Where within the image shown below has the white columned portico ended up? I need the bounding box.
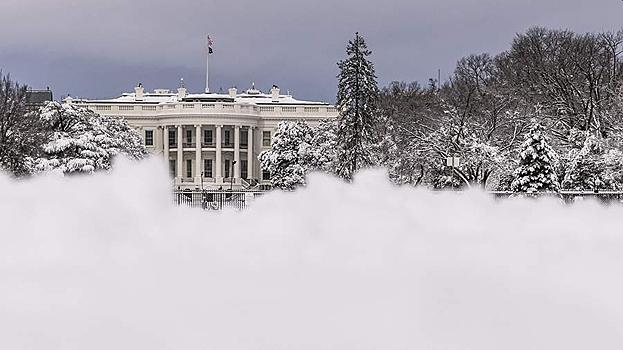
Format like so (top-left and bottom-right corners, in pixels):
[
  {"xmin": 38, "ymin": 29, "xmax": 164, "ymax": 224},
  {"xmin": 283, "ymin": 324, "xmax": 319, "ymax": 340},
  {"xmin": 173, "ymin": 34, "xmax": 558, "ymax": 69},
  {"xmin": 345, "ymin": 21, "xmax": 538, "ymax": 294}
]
[
  {"xmin": 163, "ymin": 125, "xmax": 169, "ymax": 166},
  {"xmin": 247, "ymin": 126, "xmax": 253, "ymax": 180},
  {"xmin": 215, "ymin": 124, "xmax": 223, "ymax": 184},
  {"xmin": 234, "ymin": 125, "xmax": 241, "ymax": 183},
  {"xmin": 195, "ymin": 124, "xmax": 202, "ymax": 183},
  {"xmin": 176, "ymin": 125, "xmax": 183, "ymax": 183}
]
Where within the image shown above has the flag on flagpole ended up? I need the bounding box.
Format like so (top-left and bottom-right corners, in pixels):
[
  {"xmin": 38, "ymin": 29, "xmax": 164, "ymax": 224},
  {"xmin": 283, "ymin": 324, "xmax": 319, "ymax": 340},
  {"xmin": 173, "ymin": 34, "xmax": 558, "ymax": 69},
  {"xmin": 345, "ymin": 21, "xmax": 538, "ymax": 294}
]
[{"xmin": 208, "ymin": 35, "xmax": 214, "ymax": 54}]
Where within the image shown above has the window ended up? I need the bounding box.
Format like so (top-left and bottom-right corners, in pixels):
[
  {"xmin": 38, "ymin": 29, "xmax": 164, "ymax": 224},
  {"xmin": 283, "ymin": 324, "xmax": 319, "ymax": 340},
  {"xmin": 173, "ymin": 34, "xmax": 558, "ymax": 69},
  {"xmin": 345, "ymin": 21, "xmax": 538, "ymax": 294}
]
[
  {"xmin": 262, "ymin": 169, "xmax": 271, "ymax": 180},
  {"xmin": 203, "ymin": 159, "xmax": 213, "ymax": 178},
  {"xmin": 144, "ymin": 130, "xmax": 154, "ymax": 146},
  {"xmin": 185, "ymin": 129, "xmax": 193, "ymax": 145},
  {"xmin": 240, "ymin": 129, "xmax": 248, "ymax": 148},
  {"xmin": 224, "ymin": 159, "xmax": 231, "ymax": 178},
  {"xmin": 168, "ymin": 129, "xmax": 176, "ymax": 147},
  {"xmin": 186, "ymin": 159, "xmax": 192, "ymax": 178},
  {"xmin": 241, "ymin": 160, "xmax": 248, "ymax": 179},
  {"xmin": 262, "ymin": 131, "xmax": 271, "ymax": 147},
  {"xmin": 169, "ymin": 160, "xmax": 176, "ymax": 178},
  {"xmin": 203, "ymin": 129, "xmax": 213, "ymax": 145},
  {"xmin": 224, "ymin": 130, "xmax": 231, "ymax": 146}
]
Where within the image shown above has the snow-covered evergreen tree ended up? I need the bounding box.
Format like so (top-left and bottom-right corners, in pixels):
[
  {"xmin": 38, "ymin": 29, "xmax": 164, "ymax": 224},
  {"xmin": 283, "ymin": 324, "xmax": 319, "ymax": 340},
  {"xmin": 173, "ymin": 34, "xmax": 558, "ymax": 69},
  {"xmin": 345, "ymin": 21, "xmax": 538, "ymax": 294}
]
[
  {"xmin": 303, "ymin": 119, "xmax": 338, "ymax": 173},
  {"xmin": 34, "ymin": 102, "xmax": 147, "ymax": 174},
  {"xmin": 511, "ymin": 118, "xmax": 560, "ymax": 193},
  {"xmin": 335, "ymin": 32, "xmax": 380, "ymax": 181},
  {"xmin": 259, "ymin": 120, "xmax": 337, "ymax": 190},
  {"xmin": 259, "ymin": 121, "xmax": 311, "ymax": 190}
]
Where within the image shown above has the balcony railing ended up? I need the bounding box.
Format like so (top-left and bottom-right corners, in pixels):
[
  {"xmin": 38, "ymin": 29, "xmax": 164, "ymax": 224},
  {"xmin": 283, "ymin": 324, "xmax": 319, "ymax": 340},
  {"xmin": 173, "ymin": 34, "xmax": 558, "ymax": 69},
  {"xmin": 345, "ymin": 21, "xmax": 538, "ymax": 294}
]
[
  {"xmin": 202, "ymin": 142, "xmax": 216, "ymax": 148},
  {"xmin": 80, "ymin": 101, "xmax": 339, "ymax": 118}
]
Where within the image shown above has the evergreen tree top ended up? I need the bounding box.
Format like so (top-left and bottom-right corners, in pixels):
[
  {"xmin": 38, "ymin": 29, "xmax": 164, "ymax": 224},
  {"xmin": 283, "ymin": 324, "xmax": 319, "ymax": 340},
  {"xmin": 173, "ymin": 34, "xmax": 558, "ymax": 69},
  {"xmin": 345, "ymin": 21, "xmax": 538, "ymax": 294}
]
[{"xmin": 344, "ymin": 32, "xmax": 372, "ymax": 57}]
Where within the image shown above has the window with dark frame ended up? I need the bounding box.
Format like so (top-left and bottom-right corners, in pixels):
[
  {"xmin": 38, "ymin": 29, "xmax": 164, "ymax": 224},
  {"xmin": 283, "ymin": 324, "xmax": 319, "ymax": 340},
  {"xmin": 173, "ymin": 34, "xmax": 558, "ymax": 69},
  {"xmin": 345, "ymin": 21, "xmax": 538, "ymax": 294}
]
[
  {"xmin": 224, "ymin": 159, "xmax": 231, "ymax": 178},
  {"xmin": 204, "ymin": 159, "xmax": 213, "ymax": 178},
  {"xmin": 186, "ymin": 159, "xmax": 192, "ymax": 178},
  {"xmin": 186, "ymin": 129, "xmax": 193, "ymax": 145},
  {"xmin": 168, "ymin": 129, "xmax": 176, "ymax": 146},
  {"xmin": 240, "ymin": 129, "xmax": 248, "ymax": 147},
  {"xmin": 224, "ymin": 130, "xmax": 231, "ymax": 146},
  {"xmin": 144, "ymin": 130, "xmax": 154, "ymax": 146},
  {"xmin": 241, "ymin": 160, "xmax": 248, "ymax": 179},
  {"xmin": 203, "ymin": 129, "xmax": 213, "ymax": 145},
  {"xmin": 262, "ymin": 131, "xmax": 271, "ymax": 147}
]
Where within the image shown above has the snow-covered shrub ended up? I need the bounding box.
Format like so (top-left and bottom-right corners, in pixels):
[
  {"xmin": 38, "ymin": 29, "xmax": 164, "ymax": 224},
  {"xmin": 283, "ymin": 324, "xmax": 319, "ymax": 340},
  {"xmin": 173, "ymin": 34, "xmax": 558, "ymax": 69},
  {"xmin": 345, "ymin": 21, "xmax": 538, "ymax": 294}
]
[
  {"xmin": 561, "ymin": 135, "xmax": 610, "ymax": 191},
  {"xmin": 34, "ymin": 102, "xmax": 147, "ymax": 175},
  {"xmin": 259, "ymin": 120, "xmax": 337, "ymax": 191}
]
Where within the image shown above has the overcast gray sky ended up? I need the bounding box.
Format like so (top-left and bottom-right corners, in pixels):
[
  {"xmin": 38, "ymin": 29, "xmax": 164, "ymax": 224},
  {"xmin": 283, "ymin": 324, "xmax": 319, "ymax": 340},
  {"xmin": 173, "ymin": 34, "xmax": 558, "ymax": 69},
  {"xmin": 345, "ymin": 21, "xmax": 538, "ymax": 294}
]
[{"xmin": 1, "ymin": 0, "xmax": 622, "ymax": 102}]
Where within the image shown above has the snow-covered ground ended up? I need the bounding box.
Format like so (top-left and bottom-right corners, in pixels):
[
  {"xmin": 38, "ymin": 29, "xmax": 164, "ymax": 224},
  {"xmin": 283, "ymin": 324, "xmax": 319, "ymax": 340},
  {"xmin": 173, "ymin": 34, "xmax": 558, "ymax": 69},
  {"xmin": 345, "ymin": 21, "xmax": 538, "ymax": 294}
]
[{"xmin": 1, "ymin": 158, "xmax": 623, "ymax": 349}]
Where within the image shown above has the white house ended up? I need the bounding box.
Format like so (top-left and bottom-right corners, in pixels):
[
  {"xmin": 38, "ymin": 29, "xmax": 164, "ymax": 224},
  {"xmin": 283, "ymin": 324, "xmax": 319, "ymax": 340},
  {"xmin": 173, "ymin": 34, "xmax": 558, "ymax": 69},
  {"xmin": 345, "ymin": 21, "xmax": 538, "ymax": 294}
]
[{"xmin": 66, "ymin": 83, "xmax": 338, "ymax": 189}]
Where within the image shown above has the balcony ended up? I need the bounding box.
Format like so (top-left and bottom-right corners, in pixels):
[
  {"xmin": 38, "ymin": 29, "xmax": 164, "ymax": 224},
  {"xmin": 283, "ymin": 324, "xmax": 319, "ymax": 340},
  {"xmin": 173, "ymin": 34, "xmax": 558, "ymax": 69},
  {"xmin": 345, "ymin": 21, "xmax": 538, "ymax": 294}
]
[
  {"xmin": 81, "ymin": 101, "xmax": 339, "ymax": 119},
  {"xmin": 202, "ymin": 142, "xmax": 216, "ymax": 148},
  {"xmin": 168, "ymin": 143, "xmax": 178, "ymax": 149}
]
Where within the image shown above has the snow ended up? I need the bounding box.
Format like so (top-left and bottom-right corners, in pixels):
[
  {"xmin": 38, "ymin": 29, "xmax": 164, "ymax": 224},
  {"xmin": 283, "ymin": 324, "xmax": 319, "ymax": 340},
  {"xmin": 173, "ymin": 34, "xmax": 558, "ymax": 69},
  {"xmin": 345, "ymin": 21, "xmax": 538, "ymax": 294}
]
[
  {"xmin": 74, "ymin": 89, "xmax": 329, "ymax": 106},
  {"xmin": 259, "ymin": 120, "xmax": 336, "ymax": 190},
  {"xmin": 2, "ymin": 158, "xmax": 623, "ymax": 349},
  {"xmin": 34, "ymin": 102, "xmax": 147, "ymax": 174}
]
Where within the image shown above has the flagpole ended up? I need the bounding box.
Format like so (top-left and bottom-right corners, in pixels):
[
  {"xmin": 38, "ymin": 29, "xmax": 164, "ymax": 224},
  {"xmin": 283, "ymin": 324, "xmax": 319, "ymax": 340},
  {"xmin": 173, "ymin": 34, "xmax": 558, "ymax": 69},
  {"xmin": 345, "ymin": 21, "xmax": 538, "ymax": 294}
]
[{"xmin": 205, "ymin": 35, "xmax": 210, "ymax": 93}]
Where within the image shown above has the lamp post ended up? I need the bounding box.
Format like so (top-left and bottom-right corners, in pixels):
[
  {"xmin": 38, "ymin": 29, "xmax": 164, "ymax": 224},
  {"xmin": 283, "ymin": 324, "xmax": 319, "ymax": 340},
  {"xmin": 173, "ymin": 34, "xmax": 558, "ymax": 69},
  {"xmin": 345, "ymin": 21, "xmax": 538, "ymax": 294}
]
[
  {"xmin": 230, "ymin": 160, "xmax": 237, "ymax": 191},
  {"xmin": 446, "ymin": 155, "xmax": 460, "ymax": 190}
]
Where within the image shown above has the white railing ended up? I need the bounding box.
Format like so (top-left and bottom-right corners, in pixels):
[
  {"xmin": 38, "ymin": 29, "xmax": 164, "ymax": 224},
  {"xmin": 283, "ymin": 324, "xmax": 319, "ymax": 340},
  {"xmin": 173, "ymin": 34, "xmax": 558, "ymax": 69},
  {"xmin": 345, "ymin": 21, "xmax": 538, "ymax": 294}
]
[{"xmin": 79, "ymin": 101, "xmax": 338, "ymax": 118}]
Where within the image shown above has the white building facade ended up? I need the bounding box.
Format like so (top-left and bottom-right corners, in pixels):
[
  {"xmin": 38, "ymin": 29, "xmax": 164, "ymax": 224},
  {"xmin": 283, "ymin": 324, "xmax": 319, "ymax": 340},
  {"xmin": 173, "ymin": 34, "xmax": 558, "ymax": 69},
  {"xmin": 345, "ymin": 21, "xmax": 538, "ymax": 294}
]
[{"xmin": 67, "ymin": 84, "xmax": 338, "ymax": 189}]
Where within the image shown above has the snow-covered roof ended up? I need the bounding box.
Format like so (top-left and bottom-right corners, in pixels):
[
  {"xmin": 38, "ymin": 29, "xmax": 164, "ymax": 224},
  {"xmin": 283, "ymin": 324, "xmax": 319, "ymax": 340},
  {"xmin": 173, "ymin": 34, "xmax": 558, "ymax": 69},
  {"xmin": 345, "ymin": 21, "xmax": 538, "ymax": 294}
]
[
  {"xmin": 234, "ymin": 94, "xmax": 327, "ymax": 106},
  {"xmin": 82, "ymin": 93, "xmax": 179, "ymax": 104},
  {"xmin": 72, "ymin": 84, "xmax": 331, "ymax": 106}
]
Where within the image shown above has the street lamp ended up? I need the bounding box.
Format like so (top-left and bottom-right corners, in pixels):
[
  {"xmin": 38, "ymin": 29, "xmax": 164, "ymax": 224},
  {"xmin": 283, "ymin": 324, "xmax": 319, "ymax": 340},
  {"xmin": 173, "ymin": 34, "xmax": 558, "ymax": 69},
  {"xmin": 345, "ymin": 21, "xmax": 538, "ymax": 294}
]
[
  {"xmin": 446, "ymin": 155, "xmax": 460, "ymax": 189},
  {"xmin": 230, "ymin": 160, "xmax": 237, "ymax": 191}
]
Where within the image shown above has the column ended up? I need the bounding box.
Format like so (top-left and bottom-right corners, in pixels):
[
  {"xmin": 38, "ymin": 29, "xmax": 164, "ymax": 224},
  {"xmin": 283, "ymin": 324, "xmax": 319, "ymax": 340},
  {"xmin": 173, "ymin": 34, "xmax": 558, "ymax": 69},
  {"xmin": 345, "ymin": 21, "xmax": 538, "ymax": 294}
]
[
  {"xmin": 234, "ymin": 125, "xmax": 241, "ymax": 183},
  {"xmin": 195, "ymin": 125, "xmax": 202, "ymax": 183},
  {"xmin": 215, "ymin": 124, "xmax": 223, "ymax": 184},
  {"xmin": 247, "ymin": 126, "xmax": 254, "ymax": 180},
  {"xmin": 176, "ymin": 125, "xmax": 183, "ymax": 182},
  {"xmin": 163, "ymin": 126, "xmax": 169, "ymax": 167}
]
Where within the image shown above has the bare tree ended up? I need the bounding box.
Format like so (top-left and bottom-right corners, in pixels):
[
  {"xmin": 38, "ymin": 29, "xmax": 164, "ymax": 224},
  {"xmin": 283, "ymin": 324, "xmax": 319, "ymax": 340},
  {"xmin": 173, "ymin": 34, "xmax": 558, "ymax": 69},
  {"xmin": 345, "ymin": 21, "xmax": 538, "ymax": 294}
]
[{"xmin": 0, "ymin": 72, "xmax": 48, "ymax": 176}]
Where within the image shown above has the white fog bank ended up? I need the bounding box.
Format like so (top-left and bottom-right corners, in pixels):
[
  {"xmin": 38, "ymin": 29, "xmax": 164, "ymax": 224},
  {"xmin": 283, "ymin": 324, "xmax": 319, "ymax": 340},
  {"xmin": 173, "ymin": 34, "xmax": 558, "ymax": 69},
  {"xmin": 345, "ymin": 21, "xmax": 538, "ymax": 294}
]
[{"xmin": 1, "ymin": 158, "xmax": 623, "ymax": 349}]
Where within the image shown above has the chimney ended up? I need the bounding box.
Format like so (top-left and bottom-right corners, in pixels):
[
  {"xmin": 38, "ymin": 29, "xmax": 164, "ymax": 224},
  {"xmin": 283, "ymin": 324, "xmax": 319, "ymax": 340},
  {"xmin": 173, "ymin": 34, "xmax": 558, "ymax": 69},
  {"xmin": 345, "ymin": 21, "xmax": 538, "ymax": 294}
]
[
  {"xmin": 271, "ymin": 85, "xmax": 280, "ymax": 100},
  {"xmin": 228, "ymin": 87, "xmax": 237, "ymax": 98},
  {"xmin": 177, "ymin": 78, "xmax": 187, "ymax": 99},
  {"xmin": 134, "ymin": 83, "xmax": 144, "ymax": 101}
]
